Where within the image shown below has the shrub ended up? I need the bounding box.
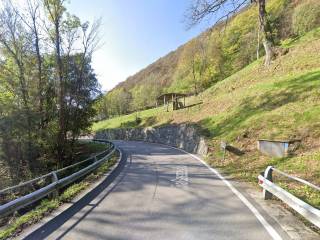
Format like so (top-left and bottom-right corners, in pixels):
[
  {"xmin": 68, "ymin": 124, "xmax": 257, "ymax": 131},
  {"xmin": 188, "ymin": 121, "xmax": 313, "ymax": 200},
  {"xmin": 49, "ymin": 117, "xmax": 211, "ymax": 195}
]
[{"xmin": 292, "ymin": 0, "xmax": 320, "ymax": 35}]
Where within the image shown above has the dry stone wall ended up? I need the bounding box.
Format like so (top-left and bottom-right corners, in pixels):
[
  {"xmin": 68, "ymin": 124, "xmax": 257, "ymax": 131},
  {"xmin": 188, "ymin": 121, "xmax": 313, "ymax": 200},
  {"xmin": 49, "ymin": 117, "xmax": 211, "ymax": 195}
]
[{"xmin": 95, "ymin": 124, "xmax": 208, "ymax": 156}]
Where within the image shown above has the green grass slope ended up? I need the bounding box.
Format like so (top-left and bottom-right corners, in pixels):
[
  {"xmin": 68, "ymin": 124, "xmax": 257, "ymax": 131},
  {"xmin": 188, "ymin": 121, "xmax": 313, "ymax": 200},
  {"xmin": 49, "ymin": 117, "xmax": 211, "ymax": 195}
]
[
  {"xmin": 93, "ymin": 29, "xmax": 320, "ymax": 222},
  {"xmin": 97, "ymin": 0, "xmax": 303, "ymax": 117}
]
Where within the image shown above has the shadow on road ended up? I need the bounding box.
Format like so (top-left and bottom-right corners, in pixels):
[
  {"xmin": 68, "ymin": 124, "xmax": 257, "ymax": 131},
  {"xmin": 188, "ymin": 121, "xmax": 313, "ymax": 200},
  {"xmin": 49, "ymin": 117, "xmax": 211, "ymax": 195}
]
[
  {"xmin": 22, "ymin": 141, "xmax": 287, "ymax": 240},
  {"xmin": 23, "ymin": 150, "xmax": 129, "ymax": 240}
]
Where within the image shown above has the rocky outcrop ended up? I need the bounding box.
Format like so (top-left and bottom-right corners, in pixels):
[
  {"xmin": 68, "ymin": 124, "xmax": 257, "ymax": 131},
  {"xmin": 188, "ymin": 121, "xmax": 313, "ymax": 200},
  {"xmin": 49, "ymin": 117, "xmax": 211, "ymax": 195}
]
[{"xmin": 95, "ymin": 124, "xmax": 208, "ymax": 156}]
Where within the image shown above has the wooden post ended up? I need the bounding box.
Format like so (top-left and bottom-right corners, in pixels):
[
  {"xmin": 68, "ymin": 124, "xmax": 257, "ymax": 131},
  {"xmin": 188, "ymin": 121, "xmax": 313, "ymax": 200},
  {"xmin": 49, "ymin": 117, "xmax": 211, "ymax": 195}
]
[
  {"xmin": 172, "ymin": 94, "xmax": 174, "ymax": 111},
  {"xmin": 221, "ymin": 141, "xmax": 227, "ymax": 162},
  {"xmin": 184, "ymin": 96, "xmax": 185, "ymax": 108}
]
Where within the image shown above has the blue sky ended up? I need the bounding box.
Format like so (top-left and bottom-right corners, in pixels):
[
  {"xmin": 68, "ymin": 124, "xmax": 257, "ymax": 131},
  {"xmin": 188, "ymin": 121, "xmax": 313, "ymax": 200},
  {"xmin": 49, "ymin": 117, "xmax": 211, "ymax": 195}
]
[{"xmin": 68, "ymin": 0, "xmax": 212, "ymax": 91}]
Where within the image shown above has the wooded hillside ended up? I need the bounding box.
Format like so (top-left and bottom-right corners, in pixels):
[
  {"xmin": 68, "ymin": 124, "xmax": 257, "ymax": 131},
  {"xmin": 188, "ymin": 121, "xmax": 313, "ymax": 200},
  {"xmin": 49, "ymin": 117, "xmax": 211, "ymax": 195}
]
[
  {"xmin": 95, "ymin": 0, "xmax": 320, "ymax": 119},
  {"xmin": 0, "ymin": 0, "xmax": 101, "ymax": 188}
]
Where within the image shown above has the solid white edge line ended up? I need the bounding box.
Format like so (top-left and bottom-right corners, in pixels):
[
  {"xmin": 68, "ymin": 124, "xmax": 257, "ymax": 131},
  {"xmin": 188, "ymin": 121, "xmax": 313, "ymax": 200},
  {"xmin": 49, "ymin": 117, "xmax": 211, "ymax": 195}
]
[{"xmin": 168, "ymin": 145, "xmax": 283, "ymax": 240}]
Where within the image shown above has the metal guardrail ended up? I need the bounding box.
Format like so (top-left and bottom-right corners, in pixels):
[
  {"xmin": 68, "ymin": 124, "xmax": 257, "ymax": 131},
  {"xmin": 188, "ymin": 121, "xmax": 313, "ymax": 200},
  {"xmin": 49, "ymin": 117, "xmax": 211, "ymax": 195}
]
[
  {"xmin": 258, "ymin": 166, "xmax": 320, "ymax": 228},
  {"xmin": 0, "ymin": 140, "xmax": 116, "ymax": 217}
]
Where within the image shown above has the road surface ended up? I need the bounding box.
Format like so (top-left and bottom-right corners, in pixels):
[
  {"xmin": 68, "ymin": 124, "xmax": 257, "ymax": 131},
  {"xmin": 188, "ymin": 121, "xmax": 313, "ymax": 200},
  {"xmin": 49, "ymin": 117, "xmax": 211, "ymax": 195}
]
[{"xmin": 24, "ymin": 141, "xmax": 290, "ymax": 240}]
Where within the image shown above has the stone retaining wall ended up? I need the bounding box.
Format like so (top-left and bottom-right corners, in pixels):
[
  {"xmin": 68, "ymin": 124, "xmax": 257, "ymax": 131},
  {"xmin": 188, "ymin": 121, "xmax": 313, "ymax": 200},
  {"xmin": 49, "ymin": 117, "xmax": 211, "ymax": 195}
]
[{"xmin": 95, "ymin": 124, "xmax": 208, "ymax": 156}]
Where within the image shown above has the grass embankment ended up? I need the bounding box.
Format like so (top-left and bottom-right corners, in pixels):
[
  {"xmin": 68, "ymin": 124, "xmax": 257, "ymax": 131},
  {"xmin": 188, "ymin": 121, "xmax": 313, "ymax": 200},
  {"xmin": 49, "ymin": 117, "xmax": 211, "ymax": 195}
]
[
  {"xmin": 92, "ymin": 95, "xmax": 201, "ymax": 131},
  {"xmin": 93, "ymin": 28, "xmax": 320, "ymax": 225},
  {"xmin": 0, "ymin": 142, "xmax": 119, "ymax": 240},
  {"xmin": 74, "ymin": 141, "xmax": 108, "ymax": 160}
]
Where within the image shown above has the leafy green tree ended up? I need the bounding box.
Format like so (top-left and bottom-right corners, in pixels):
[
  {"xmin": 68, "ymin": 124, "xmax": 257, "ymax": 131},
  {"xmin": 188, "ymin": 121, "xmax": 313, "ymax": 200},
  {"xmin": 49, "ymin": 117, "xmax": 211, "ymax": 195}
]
[
  {"xmin": 64, "ymin": 54, "xmax": 100, "ymax": 163},
  {"xmin": 187, "ymin": 0, "xmax": 275, "ymax": 66},
  {"xmin": 0, "ymin": 0, "xmax": 101, "ymax": 184}
]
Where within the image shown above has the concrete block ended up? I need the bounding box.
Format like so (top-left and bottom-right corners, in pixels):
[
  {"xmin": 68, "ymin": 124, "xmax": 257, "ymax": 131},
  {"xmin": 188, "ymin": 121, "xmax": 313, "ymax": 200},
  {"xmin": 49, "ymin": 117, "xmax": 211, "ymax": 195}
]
[{"xmin": 257, "ymin": 139, "xmax": 299, "ymax": 157}]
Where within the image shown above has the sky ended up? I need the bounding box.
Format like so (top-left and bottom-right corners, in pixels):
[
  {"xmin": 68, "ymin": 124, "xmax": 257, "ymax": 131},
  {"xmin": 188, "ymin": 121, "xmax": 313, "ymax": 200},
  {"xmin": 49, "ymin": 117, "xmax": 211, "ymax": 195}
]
[{"xmin": 68, "ymin": 0, "xmax": 212, "ymax": 92}]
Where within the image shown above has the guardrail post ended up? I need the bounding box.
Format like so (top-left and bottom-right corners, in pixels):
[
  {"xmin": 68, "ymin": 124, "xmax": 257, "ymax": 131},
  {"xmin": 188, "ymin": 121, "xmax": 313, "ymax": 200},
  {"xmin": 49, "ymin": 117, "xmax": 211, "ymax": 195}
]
[
  {"xmin": 50, "ymin": 171, "xmax": 59, "ymax": 198},
  {"xmin": 263, "ymin": 166, "xmax": 273, "ymax": 200},
  {"xmin": 220, "ymin": 141, "xmax": 227, "ymax": 161}
]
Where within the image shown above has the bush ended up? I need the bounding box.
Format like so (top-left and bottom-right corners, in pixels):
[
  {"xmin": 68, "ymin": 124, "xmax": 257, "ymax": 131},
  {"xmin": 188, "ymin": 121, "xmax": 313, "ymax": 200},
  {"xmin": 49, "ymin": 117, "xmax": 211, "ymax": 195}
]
[{"xmin": 292, "ymin": 0, "xmax": 320, "ymax": 35}]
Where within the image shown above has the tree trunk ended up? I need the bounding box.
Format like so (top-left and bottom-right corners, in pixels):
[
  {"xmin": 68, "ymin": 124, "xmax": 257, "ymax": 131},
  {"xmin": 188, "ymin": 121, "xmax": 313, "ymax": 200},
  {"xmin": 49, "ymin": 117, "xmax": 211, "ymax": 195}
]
[
  {"xmin": 192, "ymin": 59, "xmax": 198, "ymax": 95},
  {"xmin": 55, "ymin": 18, "xmax": 65, "ymax": 167},
  {"xmin": 33, "ymin": 24, "xmax": 44, "ymax": 130},
  {"xmin": 17, "ymin": 62, "xmax": 32, "ymax": 177},
  {"xmin": 263, "ymin": 40, "xmax": 273, "ymax": 66},
  {"xmin": 256, "ymin": 23, "xmax": 260, "ymax": 60},
  {"xmin": 258, "ymin": 0, "xmax": 274, "ymax": 66}
]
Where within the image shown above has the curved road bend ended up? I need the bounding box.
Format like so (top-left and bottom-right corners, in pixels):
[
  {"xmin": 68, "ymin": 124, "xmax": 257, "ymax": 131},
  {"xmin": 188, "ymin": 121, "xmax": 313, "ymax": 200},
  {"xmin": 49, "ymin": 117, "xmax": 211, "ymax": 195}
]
[{"xmin": 24, "ymin": 140, "xmax": 290, "ymax": 240}]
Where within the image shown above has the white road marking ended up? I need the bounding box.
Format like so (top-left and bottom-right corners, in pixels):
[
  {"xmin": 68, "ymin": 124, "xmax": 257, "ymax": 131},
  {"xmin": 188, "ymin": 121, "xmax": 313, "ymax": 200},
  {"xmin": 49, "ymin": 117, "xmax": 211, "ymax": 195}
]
[
  {"xmin": 168, "ymin": 146, "xmax": 283, "ymax": 240},
  {"xmin": 171, "ymin": 166, "xmax": 189, "ymax": 187}
]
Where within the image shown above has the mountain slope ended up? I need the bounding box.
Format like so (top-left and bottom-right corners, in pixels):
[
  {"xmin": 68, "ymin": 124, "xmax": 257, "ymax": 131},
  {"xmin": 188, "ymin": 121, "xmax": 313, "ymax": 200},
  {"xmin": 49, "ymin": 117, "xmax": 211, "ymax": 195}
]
[
  {"xmin": 97, "ymin": 0, "xmax": 299, "ymax": 117},
  {"xmin": 94, "ymin": 28, "xmax": 320, "ymax": 218}
]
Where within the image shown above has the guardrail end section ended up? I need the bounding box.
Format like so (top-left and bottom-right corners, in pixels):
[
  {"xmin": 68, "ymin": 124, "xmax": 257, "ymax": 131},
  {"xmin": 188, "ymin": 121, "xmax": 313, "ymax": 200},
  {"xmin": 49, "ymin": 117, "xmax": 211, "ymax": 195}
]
[
  {"xmin": 263, "ymin": 165, "xmax": 273, "ymax": 200},
  {"xmin": 50, "ymin": 171, "xmax": 59, "ymax": 198}
]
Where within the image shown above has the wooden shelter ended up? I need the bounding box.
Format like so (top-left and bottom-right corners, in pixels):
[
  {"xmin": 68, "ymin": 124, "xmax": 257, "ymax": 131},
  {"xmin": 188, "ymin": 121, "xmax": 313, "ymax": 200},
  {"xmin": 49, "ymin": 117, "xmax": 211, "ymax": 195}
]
[{"xmin": 156, "ymin": 93, "xmax": 187, "ymax": 111}]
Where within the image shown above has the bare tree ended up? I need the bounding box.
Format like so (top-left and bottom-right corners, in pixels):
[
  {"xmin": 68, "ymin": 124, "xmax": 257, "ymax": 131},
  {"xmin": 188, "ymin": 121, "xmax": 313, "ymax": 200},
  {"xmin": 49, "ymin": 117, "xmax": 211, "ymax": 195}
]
[
  {"xmin": 186, "ymin": 0, "xmax": 274, "ymax": 66},
  {"xmin": 27, "ymin": 0, "xmax": 45, "ymax": 128},
  {"xmin": 15, "ymin": 0, "xmax": 46, "ymax": 129},
  {"xmin": 77, "ymin": 18, "xmax": 101, "ymax": 91}
]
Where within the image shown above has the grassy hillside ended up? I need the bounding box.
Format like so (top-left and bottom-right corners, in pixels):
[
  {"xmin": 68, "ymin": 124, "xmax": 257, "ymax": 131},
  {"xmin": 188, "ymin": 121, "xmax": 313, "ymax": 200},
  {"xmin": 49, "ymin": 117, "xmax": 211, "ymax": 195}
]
[
  {"xmin": 96, "ymin": 0, "xmax": 311, "ymax": 118},
  {"xmin": 93, "ymin": 28, "xmax": 320, "ymax": 220}
]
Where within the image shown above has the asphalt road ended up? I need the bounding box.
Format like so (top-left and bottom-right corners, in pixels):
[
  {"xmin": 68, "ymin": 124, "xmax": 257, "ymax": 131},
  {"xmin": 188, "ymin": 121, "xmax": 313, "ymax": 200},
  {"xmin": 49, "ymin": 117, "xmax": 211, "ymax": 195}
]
[{"xmin": 24, "ymin": 140, "xmax": 290, "ymax": 240}]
